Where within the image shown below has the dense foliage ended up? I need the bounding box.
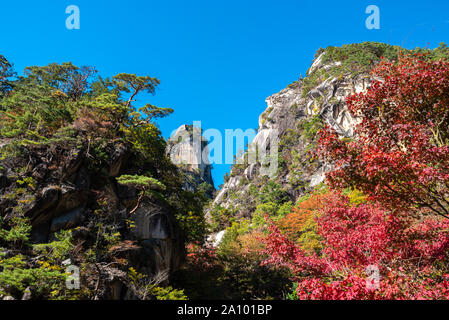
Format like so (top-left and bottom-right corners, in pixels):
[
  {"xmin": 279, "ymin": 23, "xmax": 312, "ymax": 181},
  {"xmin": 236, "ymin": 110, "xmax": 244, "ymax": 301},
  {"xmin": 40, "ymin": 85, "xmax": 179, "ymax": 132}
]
[
  {"xmin": 260, "ymin": 49, "xmax": 449, "ymax": 300},
  {"xmin": 182, "ymin": 44, "xmax": 449, "ymax": 301},
  {"xmin": 317, "ymin": 52, "xmax": 449, "ymax": 218},
  {"xmin": 263, "ymin": 192, "xmax": 449, "ymax": 299},
  {"xmin": 0, "ymin": 56, "xmax": 208, "ymax": 299},
  {"xmin": 3, "ymin": 42, "xmax": 449, "ymax": 300}
]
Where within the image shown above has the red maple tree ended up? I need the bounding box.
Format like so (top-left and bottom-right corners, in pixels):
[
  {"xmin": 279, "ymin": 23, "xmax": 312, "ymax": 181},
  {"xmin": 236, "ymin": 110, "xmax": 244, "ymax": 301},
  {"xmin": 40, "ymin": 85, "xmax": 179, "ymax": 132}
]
[
  {"xmin": 263, "ymin": 192, "xmax": 449, "ymax": 300},
  {"xmin": 262, "ymin": 53, "xmax": 449, "ymax": 299},
  {"xmin": 317, "ymin": 52, "xmax": 449, "ymax": 218}
]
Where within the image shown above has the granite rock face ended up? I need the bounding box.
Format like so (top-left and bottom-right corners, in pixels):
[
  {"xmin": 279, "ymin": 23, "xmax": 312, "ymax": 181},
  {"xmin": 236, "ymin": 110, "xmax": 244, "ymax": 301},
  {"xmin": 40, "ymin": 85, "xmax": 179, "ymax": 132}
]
[
  {"xmin": 167, "ymin": 124, "xmax": 215, "ymax": 197},
  {"xmin": 0, "ymin": 140, "xmax": 184, "ymax": 299},
  {"xmin": 0, "ymin": 120, "xmax": 218, "ymax": 298},
  {"xmin": 208, "ymin": 52, "xmax": 369, "ymax": 221}
]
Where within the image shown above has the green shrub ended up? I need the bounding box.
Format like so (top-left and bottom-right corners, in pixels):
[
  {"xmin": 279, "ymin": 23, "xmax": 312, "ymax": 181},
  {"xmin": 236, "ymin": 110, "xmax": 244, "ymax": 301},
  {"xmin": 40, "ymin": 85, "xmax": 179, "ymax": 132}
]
[
  {"xmin": 0, "ymin": 217, "xmax": 32, "ymax": 246},
  {"xmin": 0, "ymin": 254, "xmax": 70, "ymax": 299}
]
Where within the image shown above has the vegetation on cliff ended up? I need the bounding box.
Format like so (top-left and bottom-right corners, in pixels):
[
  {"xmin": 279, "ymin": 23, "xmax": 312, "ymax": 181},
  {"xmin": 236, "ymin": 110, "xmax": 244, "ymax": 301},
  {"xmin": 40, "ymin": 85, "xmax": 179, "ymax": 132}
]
[
  {"xmin": 196, "ymin": 43, "xmax": 449, "ymax": 300},
  {"xmin": 2, "ymin": 42, "xmax": 449, "ymax": 300},
  {"xmin": 0, "ymin": 57, "xmax": 208, "ymax": 299}
]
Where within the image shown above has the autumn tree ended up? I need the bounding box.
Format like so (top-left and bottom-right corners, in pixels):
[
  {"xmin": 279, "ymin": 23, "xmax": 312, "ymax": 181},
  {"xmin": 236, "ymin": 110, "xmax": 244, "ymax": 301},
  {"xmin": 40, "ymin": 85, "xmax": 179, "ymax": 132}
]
[
  {"xmin": 263, "ymin": 192, "xmax": 449, "ymax": 300},
  {"xmin": 317, "ymin": 52, "xmax": 449, "ymax": 218},
  {"xmin": 277, "ymin": 193, "xmax": 327, "ymax": 254}
]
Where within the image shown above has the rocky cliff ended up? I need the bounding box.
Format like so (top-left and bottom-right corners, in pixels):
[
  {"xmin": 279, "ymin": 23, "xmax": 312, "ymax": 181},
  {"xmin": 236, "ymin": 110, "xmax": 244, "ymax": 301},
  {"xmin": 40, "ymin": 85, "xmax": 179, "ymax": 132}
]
[
  {"xmin": 167, "ymin": 124, "xmax": 215, "ymax": 197},
  {"xmin": 207, "ymin": 44, "xmax": 381, "ymax": 230},
  {"xmin": 1, "ymin": 42, "xmax": 432, "ymax": 300},
  {"xmin": 0, "ymin": 136, "xmax": 186, "ymax": 299},
  {"xmin": 0, "ymin": 62, "xmax": 211, "ymax": 299}
]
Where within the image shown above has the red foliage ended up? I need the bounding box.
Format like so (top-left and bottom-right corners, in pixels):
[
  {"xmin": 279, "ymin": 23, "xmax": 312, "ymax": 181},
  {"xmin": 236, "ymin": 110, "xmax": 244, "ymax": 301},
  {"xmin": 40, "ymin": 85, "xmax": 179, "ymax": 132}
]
[
  {"xmin": 263, "ymin": 192, "xmax": 449, "ymax": 300},
  {"xmin": 185, "ymin": 243, "xmax": 220, "ymax": 270},
  {"xmin": 317, "ymin": 52, "xmax": 449, "ymax": 218}
]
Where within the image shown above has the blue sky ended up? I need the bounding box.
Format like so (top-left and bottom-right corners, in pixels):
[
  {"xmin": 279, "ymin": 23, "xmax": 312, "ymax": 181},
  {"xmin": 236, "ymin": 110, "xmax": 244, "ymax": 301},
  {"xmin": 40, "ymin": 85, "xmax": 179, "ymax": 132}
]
[{"xmin": 1, "ymin": 0, "xmax": 448, "ymax": 186}]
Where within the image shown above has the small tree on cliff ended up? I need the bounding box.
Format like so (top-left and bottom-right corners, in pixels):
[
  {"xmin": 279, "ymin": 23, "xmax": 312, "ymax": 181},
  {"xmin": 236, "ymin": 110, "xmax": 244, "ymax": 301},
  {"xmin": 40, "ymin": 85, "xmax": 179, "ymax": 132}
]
[
  {"xmin": 116, "ymin": 175, "xmax": 166, "ymax": 215},
  {"xmin": 317, "ymin": 52, "xmax": 449, "ymax": 218},
  {"xmin": 112, "ymin": 73, "xmax": 173, "ymax": 162},
  {"xmin": 112, "ymin": 73, "xmax": 160, "ymax": 109},
  {"xmin": 112, "ymin": 73, "xmax": 173, "ymax": 126}
]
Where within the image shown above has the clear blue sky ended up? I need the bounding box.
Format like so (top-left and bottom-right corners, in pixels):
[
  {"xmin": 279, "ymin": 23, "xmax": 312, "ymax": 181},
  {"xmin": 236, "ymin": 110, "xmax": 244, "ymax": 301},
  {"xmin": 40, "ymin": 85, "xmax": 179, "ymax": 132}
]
[{"xmin": 1, "ymin": 0, "xmax": 448, "ymax": 186}]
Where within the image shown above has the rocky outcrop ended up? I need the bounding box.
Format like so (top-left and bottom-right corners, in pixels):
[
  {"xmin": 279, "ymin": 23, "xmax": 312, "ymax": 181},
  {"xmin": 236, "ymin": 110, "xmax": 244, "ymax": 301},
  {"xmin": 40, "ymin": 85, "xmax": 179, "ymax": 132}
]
[
  {"xmin": 167, "ymin": 124, "xmax": 215, "ymax": 197},
  {"xmin": 209, "ymin": 51, "xmax": 369, "ymax": 219},
  {"xmin": 0, "ymin": 139, "xmax": 184, "ymax": 299}
]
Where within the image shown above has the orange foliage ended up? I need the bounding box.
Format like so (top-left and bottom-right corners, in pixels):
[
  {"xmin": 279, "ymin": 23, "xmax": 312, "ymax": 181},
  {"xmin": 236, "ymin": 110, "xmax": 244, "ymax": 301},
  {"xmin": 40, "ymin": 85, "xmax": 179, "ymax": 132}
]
[
  {"xmin": 234, "ymin": 231, "xmax": 266, "ymax": 260},
  {"xmin": 277, "ymin": 193, "xmax": 328, "ymax": 241},
  {"xmin": 73, "ymin": 107, "xmax": 114, "ymax": 135}
]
